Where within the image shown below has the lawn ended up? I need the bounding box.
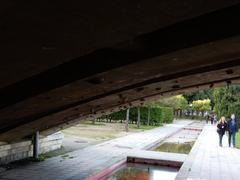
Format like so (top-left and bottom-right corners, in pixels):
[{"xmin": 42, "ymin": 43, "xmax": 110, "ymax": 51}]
[
  {"xmin": 63, "ymin": 121, "xmax": 159, "ymax": 141},
  {"xmin": 236, "ymin": 131, "xmax": 240, "ymax": 149}
]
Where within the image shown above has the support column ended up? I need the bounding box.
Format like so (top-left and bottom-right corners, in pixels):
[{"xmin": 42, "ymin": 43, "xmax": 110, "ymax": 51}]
[{"xmin": 33, "ymin": 131, "xmax": 39, "ymax": 159}]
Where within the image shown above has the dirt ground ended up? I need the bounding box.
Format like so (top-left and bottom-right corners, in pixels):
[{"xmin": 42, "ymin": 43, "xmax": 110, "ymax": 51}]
[{"xmin": 61, "ymin": 121, "xmax": 157, "ymax": 152}]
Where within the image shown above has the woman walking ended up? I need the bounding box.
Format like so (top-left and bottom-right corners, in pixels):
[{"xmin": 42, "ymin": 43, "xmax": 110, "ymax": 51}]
[{"xmin": 217, "ymin": 116, "xmax": 227, "ymax": 147}]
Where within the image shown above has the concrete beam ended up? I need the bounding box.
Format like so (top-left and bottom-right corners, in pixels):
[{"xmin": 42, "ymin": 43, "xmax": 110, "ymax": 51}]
[
  {"xmin": 1, "ymin": 3, "xmax": 240, "ymax": 109},
  {"xmin": 1, "ymin": 3, "xmax": 240, "ymax": 141},
  {"xmin": 0, "ymin": 0, "xmax": 239, "ymax": 89}
]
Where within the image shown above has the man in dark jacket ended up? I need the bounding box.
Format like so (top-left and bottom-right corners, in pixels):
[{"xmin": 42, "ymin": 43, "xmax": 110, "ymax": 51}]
[{"xmin": 227, "ymin": 114, "xmax": 238, "ymax": 148}]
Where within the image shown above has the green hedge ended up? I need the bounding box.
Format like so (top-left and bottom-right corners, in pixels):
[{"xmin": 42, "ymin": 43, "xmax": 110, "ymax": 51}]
[
  {"xmin": 99, "ymin": 106, "xmax": 174, "ymax": 125},
  {"xmin": 160, "ymin": 107, "xmax": 174, "ymax": 123}
]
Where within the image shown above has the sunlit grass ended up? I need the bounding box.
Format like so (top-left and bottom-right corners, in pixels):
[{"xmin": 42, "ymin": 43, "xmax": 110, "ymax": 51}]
[{"xmin": 236, "ymin": 131, "xmax": 240, "ymax": 149}]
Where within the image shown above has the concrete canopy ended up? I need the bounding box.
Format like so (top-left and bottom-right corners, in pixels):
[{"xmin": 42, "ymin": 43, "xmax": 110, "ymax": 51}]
[{"xmin": 1, "ymin": 1, "xmax": 240, "ymax": 141}]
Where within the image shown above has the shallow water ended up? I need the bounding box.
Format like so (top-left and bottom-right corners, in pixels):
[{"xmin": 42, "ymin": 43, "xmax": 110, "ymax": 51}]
[
  {"xmin": 154, "ymin": 142, "xmax": 194, "ymax": 154},
  {"xmin": 106, "ymin": 163, "xmax": 178, "ymax": 180}
]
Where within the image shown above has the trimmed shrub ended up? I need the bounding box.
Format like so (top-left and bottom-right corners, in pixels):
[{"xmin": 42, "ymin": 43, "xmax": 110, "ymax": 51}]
[
  {"xmin": 99, "ymin": 106, "xmax": 174, "ymax": 126},
  {"xmin": 160, "ymin": 107, "xmax": 174, "ymax": 123}
]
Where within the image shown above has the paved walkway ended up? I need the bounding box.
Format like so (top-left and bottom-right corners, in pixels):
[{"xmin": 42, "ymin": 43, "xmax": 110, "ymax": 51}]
[
  {"xmin": 127, "ymin": 150, "xmax": 187, "ymax": 167},
  {"xmin": 176, "ymin": 124, "xmax": 240, "ymax": 180},
  {"xmin": 0, "ymin": 120, "xmax": 192, "ymax": 180}
]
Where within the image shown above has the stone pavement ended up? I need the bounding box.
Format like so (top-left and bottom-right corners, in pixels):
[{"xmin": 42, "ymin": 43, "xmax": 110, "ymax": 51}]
[
  {"xmin": 0, "ymin": 120, "xmax": 192, "ymax": 180},
  {"xmin": 162, "ymin": 121, "xmax": 204, "ymax": 144},
  {"xmin": 127, "ymin": 150, "xmax": 187, "ymax": 167},
  {"xmin": 176, "ymin": 124, "xmax": 240, "ymax": 180}
]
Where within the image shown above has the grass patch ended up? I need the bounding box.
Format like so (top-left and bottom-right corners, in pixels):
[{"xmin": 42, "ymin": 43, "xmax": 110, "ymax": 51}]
[
  {"xmin": 236, "ymin": 131, "xmax": 240, "ymax": 149},
  {"xmin": 28, "ymin": 147, "xmax": 69, "ymax": 162},
  {"xmin": 29, "ymin": 154, "xmax": 46, "ymax": 162},
  {"xmin": 43, "ymin": 146, "xmax": 69, "ymax": 159}
]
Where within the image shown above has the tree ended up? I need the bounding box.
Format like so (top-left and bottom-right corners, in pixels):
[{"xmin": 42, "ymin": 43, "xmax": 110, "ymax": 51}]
[
  {"xmin": 145, "ymin": 95, "xmax": 188, "ymax": 119},
  {"xmin": 149, "ymin": 95, "xmax": 188, "ymax": 110},
  {"xmin": 192, "ymin": 99, "xmax": 211, "ymax": 113},
  {"xmin": 213, "ymin": 85, "xmax": 240, "ymax": 123},
  {"xmin": 125, "ymin": 108, "xmax": 129, "ymax": 132},
  {"xmin": 183, "ymin": 89, "xmax": 212, "ymax": 102},
  {"xmin": 147, "ymin": 107, "xmax": 150, "ymax": 126},
  {"xmin": 137, "ymin": 107, "xmax": 141, "ymax": 128},
  {"xmin": 184, "ymin": 89, "xmax": 214, "ymax": 109}
]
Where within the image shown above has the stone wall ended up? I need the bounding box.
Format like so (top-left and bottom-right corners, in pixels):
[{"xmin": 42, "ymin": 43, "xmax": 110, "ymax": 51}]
[{"xmin": 0, "ymin": 132, "xmax": 63, "ymax": 164}]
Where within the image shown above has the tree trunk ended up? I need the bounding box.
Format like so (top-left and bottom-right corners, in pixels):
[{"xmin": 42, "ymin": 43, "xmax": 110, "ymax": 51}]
[
  {"xmin": 125, "ymin": 108, "xmax": 129, "ymax": 132},
  {"xmin": 197, "ymin": 110, "xmax": 199, "ymax": 118},
  {"xmin": 137, "ymin": 107, "xmax": 141, "ymax": 128},
  {"xmin": 147, "ymin": 107, "xmax": 150, "ymax": 126}
]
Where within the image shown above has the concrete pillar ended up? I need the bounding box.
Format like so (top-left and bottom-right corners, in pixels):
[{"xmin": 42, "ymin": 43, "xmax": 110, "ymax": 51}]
[{"xmin": 33, "ymin": 131, "xmax": 39, "ymax": 159}]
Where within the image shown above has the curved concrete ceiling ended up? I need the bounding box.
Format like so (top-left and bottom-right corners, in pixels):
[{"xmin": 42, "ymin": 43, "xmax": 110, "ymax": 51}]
[{"xmin": 1, "ymin": 1, "xmax": 240, "ymax": 141}]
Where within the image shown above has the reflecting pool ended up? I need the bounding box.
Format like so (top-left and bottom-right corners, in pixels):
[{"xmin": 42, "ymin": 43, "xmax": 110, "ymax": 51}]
[
  {"xmin": 154, "ymin": 142, "xmax": 195, "ymax": 154},
  {"xmin": 106, "ymin": 163, "xmax": 178, "ymax": 180}
]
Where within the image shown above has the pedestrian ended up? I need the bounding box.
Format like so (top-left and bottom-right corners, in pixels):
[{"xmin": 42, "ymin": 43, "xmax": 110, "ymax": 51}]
[
  {"xmin": 210, "ymin": 115, "xmax": 214, "ymax": 125},
  {"xmin": 206, "ymin": 114, "xmax": 209, "ymax": 124},
  {"xmin": 227, "ymin": 114, "xmax": 238, "ymax": 148},
  {"xmin": 214, "ymin": 114, "xmax": 218, "ymax": 124},
  {"xmin": 217, "ymin": 116, "xmax": 227, "ymax": 147}
]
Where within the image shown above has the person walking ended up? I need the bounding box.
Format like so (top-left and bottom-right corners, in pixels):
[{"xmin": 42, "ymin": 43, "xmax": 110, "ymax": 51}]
[
  {"xmin": 217, "ymin": 116, "xmax": 227, "ymax": 147},
  {"xmin": 227, "ymin": 114, "xmax": 238, "ymax": 148},
  {"xmin": 206, "ymin": 114, "xmax": 209, "ymax": 124},
  {"xmin": 210, "ymin": 115, "xmax": 214, "ymax": 125},
  {"xmin": 214, "ymin": 114, "xmax": 218, "ymax": 124}
]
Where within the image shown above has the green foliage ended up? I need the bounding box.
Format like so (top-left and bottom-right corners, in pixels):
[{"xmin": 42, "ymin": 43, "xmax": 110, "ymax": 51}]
[
  {"xmin": 213, "ymin": 86, "xmax": 240, "ymax": 122},
  {"xmin": 29, "ymin": 154, "xmax": 46, "ymax": 162},
  {"xmin": 183, "ymin": 89, "xmax": 213, "ymax": 103},
  {"xmin": 236, "ymin": 131, "xmax": 240, "ymax": 149},
  {"xmin": 100, "ymin": 106, "xmax": 174, "ymax": 125},
  {"xmin": 192, "ymin": 99, "xmax": 211, "ymax": 111},
  {"xmin": 159, "ymin": 107, "xmax": 174, "ymax": 123},
  {"xmin": 148, "ymin": 95, "xmax": 188, "ymax": 110},
  {"xmin": 148, "ymin": 107, "xmax": 162, "ymax": 125}
]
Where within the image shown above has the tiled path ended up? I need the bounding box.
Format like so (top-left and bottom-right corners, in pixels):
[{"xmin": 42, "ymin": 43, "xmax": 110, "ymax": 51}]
[
  {"xmin": 176, "ymin": 124, "xmax": 240, "ymax": 180},
  {"xmin": 0, "ymin": 120, "xmax": 191, "ymax": 180},
  {"xmin": 127, "ymin": 150, "xmax": 187, "ymax": 166}
]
